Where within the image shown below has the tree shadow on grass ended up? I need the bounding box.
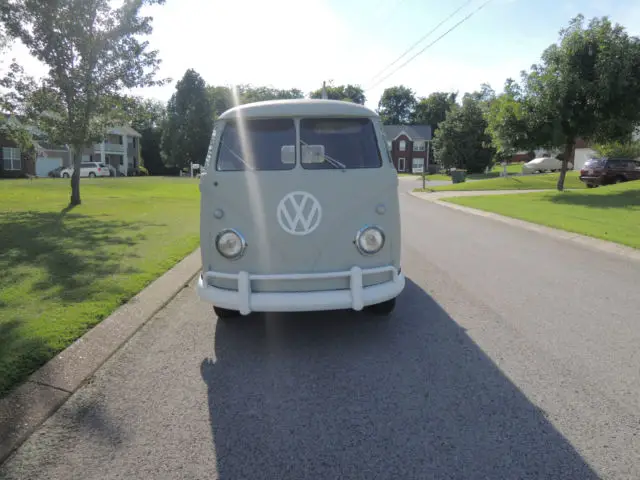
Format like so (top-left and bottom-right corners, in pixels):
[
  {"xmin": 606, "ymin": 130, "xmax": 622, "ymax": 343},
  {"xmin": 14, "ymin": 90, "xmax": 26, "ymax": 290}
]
[
  {"xmin": 0, "ymin": 320, "xmax": 50, "ymax": 397},
  {"xmin": 201, "ymin": 279, "xmax": 599, "ymax": 479},
  {"xmin": 0, "ymin": 211, "xmax": 162, "ymax": 303},
  {"xmin": 0, "ymin": 210, "xmax": 164, "ymax": 397},
  {"xmin": 549, "ymin": 186, "xmax": 640, "ymax": 209}
]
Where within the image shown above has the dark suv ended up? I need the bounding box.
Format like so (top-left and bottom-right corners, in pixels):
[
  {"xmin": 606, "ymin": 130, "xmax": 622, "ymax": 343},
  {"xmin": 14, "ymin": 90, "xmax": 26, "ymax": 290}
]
[{"xmin": 579, "ymin": 157, "xmax": 640, "ymax": 188}]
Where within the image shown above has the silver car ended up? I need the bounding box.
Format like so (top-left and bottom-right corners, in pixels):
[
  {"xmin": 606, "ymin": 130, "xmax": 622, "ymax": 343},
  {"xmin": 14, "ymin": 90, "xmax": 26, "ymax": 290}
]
[{"xmin": 197, "ymin": 99, "xmax": 405, "ymax": 319}]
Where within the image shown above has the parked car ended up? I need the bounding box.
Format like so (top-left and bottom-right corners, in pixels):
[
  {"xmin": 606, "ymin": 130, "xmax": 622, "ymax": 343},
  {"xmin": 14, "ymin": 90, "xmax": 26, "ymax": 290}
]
[
  {"xmin": 59, "ymin": 162, "xmax": 111, "ymax": 178},
  {"xmin": 522, "ymin": 157, "xmax": 573, "ymax": 174},
  {"xmin": 579, "ymin": 157, "xmax": 640, "ymax": 188},
  {"xmin": 47, "ymin": 166, "xmax": 65, "ymax": 178}
]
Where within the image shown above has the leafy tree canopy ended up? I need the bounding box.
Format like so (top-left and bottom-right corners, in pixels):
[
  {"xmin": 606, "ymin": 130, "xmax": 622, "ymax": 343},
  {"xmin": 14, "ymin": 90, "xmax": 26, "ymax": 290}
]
[
  {"xmin": 309, "ymin": 82, "xmax": 366, "ymax": 104},
  {"xmin": 377, "ymin": 85, "xmax": 417, "ymax": 124}
]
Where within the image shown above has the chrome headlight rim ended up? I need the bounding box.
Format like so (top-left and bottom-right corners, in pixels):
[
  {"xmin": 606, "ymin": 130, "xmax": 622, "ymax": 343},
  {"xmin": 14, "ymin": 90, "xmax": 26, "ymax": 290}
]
[
  {"xmin": 215, "ymin": 228, "xmax": 247, "ymax": 260},
  {"xmin": 355, "ymin": 225, "xmax": 385, "ymax": 255}
]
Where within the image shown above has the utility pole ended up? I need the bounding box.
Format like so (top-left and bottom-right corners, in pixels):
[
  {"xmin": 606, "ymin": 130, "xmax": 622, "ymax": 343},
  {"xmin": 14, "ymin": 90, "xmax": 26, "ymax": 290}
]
[{"xmin": 321, "ymin": 81, "xmax": 328, "ymax": 100}]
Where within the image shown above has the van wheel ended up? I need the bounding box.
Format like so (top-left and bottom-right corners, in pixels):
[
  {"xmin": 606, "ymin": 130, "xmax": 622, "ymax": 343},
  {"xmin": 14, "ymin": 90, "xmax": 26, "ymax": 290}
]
[
  {"xmin": 214, "ymin": 306, "xmax": 241, "ymax": 321},
  {"xmin": 89, "ymin": 172, "xmax": 96, "ymax": 178},
  {"xmin": 365, "ymin": 298, "xmax": 396, "ymax": 316}
]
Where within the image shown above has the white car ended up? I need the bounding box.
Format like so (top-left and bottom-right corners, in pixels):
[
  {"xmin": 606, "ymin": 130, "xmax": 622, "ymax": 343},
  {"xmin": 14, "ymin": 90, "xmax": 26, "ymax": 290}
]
[
  {"xmin": 522, "ymin": 157, "xmax": 573, "ymax": 174},
  {"xmin": 59, "ymin": 162, "xmax": 111, "ymax": 178}
]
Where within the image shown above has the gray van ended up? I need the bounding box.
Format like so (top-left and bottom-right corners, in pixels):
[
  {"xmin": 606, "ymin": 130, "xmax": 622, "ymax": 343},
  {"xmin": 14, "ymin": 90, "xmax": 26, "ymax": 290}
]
[{"xmin": 197, "ymin": 99, "xmax": 405, "ymax": 319}]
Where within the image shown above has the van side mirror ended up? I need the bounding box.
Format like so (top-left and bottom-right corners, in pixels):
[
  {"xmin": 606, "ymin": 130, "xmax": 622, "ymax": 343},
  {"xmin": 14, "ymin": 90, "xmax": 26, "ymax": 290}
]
[
  {"xmin": 281, "ymin": 145, "xmax": 295, "ymax": 164},
  {"xmin": 302, "ymin": 144, "xmax": 325, "ymax": 164}
]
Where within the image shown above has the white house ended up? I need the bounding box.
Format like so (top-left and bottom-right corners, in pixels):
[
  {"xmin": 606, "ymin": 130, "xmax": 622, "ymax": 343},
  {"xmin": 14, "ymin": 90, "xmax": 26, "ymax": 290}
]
[{"xmin": 83, "ymin": 125, "xmax": 142, "ymax": 176}]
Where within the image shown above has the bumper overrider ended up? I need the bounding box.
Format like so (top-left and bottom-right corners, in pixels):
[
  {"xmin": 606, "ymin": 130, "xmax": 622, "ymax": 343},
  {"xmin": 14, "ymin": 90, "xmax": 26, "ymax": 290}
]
[{"xmin": 196, "ymin": 266, "xmax": 405, "ymax": 315}]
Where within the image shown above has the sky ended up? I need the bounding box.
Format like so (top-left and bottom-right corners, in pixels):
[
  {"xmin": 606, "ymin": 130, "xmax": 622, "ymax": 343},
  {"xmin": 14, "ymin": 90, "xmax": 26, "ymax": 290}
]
[{"xmin": 6, "ymin": 0, "xmax": 640, "ymax": 110}]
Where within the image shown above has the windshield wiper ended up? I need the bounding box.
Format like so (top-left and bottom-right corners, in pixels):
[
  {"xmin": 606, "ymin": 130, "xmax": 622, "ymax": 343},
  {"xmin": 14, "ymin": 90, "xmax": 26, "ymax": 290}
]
[
  {"xmin": 300, "ymin": 140, "xmax": 346, "ymax": 170},
  {"xmin": 221, "ymin": 142, "xmax": 255, "ymax": 171}
]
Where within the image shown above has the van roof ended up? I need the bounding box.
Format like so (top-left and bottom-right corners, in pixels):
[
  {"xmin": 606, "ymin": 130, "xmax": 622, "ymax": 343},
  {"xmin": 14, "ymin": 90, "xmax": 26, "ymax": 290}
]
[{"xmin": 218, "ymin": 99, "xmax": 379, "ymax": 120}]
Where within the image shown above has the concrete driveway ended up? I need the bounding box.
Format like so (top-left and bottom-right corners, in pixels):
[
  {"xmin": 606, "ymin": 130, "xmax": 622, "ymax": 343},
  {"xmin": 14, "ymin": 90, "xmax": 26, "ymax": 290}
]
[{"xmin": 1, "ymin": 190, "xmax": 639, "ymax": 479}]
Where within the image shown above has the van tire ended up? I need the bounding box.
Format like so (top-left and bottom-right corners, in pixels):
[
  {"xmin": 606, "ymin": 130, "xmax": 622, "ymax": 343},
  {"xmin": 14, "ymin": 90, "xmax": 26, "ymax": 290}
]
[
  {"xmin": 89, "ymin": 172, "xmax": 96, "ymax": 178},
  {"xmin": 365, "ymin": 298, "xmax": 396, "ymax": 316},
  {"xmin": 214, "ymin": 306, "xmax": 241, "ymax": 320}
]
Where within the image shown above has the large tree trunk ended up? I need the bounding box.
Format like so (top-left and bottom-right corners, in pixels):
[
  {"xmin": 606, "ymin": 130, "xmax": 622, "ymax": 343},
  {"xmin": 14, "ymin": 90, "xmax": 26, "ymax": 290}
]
[
  {"xmin": 69, "ymin": 146, "xmax": 82, "ymax": 206},
  {"xmin": 557, "ymin": 139, "xmax": 576, "ymax": 192}
]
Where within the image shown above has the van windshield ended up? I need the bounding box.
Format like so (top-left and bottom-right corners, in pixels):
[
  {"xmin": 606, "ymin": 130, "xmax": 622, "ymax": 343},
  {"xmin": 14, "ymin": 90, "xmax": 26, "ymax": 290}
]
[
  {"xmin": 300, "ymin": 118, "xmax": 382, "ymax": 169},
  {"xmin": 216, "ymin": 118, "xmax": 296, "ymax": 171}
]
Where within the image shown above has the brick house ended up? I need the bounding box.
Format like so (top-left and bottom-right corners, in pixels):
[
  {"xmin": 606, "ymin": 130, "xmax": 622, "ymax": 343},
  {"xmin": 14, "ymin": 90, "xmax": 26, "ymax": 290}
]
[{"xmin": 382, "ymin": 125, "xmax": 433, "ymax": 173}]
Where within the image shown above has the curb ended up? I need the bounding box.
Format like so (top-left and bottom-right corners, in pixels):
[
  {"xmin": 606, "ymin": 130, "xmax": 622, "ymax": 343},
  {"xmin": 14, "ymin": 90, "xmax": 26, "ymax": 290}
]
[
  {"xmin": 0, "ymin": 247, "xmax": 203, "ymax": 464},
  {"xmin": 409, "ymin": 191, "xmax": 640, "ymax": 262}
]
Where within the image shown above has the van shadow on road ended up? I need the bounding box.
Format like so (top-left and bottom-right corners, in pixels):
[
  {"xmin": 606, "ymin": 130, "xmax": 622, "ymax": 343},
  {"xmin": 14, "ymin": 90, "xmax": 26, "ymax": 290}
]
[{"xmin": 200, "ymin": 279, "xmax": 598, "ymax": 480}]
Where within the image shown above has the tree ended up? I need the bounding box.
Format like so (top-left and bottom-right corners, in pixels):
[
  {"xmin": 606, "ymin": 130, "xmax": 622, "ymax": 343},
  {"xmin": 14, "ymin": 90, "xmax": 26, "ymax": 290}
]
[
  {"xmin": 235, "ymin": 84, "xmax": 304, "ymax": 104},
  {"xmin": 411, "ymin": 92, "xmax": 457, "ymax": 130},
  {"xmin": 377, "ymin": 85, "xmax": 416, "ymax": 124},
  {"xmin": 118, "ymin": 96, "xmax": 166, "ymax": 174},
  {"xmin": 1, "ymin": 0, "xmax": 168, "ymax": 205},
  {"xmin": 161, "ymin": 69, "xmax": 213, "ymax": 170},
  {"xmin": 309, "ymin": 82, "xmax": 366, "ymax": 104},
  {"xmin": 485, "ymin": 80, "xmax": 531, "ymax": 160},
  {"xmin": 433, "ymin": 96, "xmax": 494, "ymax": 173},
  {"xmin": 520, "ymin": 15, "xmax": 640, "ymax": 190},
  {"xmin": 205, "ymin": 84, "xmax": 304, "ymax": 121},
  {"xmin": 206, "ymin": 85, "xmax": 234, "ymax": 120}
]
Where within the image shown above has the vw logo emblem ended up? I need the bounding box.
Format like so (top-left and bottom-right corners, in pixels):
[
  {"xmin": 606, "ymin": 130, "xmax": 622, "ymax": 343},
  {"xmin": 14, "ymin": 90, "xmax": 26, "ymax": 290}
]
[{"xmin": 277, "ymin": 191, "xmax": 322, "ymax": 236}]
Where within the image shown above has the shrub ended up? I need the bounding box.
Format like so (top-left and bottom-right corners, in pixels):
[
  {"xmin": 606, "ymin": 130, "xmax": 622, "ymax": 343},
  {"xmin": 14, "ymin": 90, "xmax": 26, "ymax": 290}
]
[{"xmin": 593, "ymin": 140, "xmax": 640, "ymax": 159}]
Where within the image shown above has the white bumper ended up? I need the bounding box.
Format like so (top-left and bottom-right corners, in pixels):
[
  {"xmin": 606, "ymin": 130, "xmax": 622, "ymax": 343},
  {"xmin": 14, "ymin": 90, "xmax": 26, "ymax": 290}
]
[{"xmin": 196, "ymin": 266, "xmax": 405, "ymax": 315}]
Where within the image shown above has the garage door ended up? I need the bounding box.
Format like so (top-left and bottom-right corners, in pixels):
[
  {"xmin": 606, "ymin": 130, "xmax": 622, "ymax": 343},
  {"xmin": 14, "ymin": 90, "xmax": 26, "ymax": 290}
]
[{"xmin": 36, "ymin": 157, "xmax": 63, "ymax": 177}]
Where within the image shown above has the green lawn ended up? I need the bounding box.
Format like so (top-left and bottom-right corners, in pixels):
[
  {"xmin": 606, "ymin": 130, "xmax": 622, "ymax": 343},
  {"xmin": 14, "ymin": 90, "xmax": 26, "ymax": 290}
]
[
  {"xmin": 443, "ymin": 181, "xmax": 640, "ymax": 249},
  {"xmin": 0, "ymin": 177, "xmax": 200, "ymax": 397},
  {"xmin": 415, "ymin": 172, "xmax": 585, "ymax": 192}
]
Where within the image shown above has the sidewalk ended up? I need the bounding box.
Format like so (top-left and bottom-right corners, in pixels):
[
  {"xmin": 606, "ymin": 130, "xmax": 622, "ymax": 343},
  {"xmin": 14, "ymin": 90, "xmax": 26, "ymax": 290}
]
[{"xmin": 412, "ymin": 189, "xmax": 547, "ymax": 200}]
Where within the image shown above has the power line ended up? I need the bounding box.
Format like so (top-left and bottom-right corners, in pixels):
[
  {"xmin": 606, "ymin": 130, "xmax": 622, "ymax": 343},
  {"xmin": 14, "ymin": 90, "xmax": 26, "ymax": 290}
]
[
  {"xmin": 369, "ymin": 0, "xmax": 474, "ymax": 84},
  {"xmin": 365, "ymin": 0, "xmax": 493, "ymax": 92}
]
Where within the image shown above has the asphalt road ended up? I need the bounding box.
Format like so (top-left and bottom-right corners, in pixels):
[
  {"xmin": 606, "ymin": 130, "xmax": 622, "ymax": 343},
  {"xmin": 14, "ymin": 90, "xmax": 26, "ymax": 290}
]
[{"xmin": 2, "ymin": 179, "xmax": 639, "ymax": 479}]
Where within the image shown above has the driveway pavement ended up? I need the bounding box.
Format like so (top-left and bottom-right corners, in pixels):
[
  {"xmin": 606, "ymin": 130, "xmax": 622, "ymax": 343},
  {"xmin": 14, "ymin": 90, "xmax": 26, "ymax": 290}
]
[{"xmin": 1, "ymin": 190, "xmax": 639, "ymax": 479}]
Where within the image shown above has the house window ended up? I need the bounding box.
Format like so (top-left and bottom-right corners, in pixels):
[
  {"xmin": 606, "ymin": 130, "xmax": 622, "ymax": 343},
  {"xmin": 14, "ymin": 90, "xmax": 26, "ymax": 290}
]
[
  {"xmin": 398, "ymin": 157, "xmax": 406, "ymax": 171},
  {"xmin": 414, "ymin": 141, "xmax": 425, "ymax": 151},
  {"xmin": 2, "ymin": 147, "xmax": 21, "ymax": 171},
  {"xmin": 412, "ymin": 158, "xmax": 424, "ymax": 172},
  {"xmin": 399, "ymin": 140, "xmax": 406, "ymax": 151}
]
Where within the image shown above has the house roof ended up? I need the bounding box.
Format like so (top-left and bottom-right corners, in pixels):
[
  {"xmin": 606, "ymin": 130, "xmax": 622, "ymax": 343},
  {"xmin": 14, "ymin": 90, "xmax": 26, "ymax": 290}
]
[
  {"xmin": 383, "ymin": 125, "xmax": 432, "ymax": 141},
  {"xmin": 108, "ymin": 125, "xmax": 142, "ymax": 137}
]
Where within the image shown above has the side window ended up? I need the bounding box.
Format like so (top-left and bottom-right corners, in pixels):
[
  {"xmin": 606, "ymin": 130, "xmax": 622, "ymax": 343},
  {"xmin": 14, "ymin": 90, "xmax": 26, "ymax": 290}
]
[{"xmin": 399, "ymin": 140, "xmax": 406, "ymax": 151}]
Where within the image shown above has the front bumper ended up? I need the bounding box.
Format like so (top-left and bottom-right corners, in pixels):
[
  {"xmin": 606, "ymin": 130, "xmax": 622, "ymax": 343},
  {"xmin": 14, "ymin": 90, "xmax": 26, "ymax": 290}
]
[{"xmin": 196, "ymin": 266, "xmax": 405, "ymax": 315}]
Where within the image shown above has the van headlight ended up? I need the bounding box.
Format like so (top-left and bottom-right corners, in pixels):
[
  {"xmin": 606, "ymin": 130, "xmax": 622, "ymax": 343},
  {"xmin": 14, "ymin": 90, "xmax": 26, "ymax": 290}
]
[
  {"xmin": 215, "ymin": 229, "xmax": 246, "ymax": 260},
  {"xmin": 355, "ymin": 226, "xmax": 385, "ymax": 255}
]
